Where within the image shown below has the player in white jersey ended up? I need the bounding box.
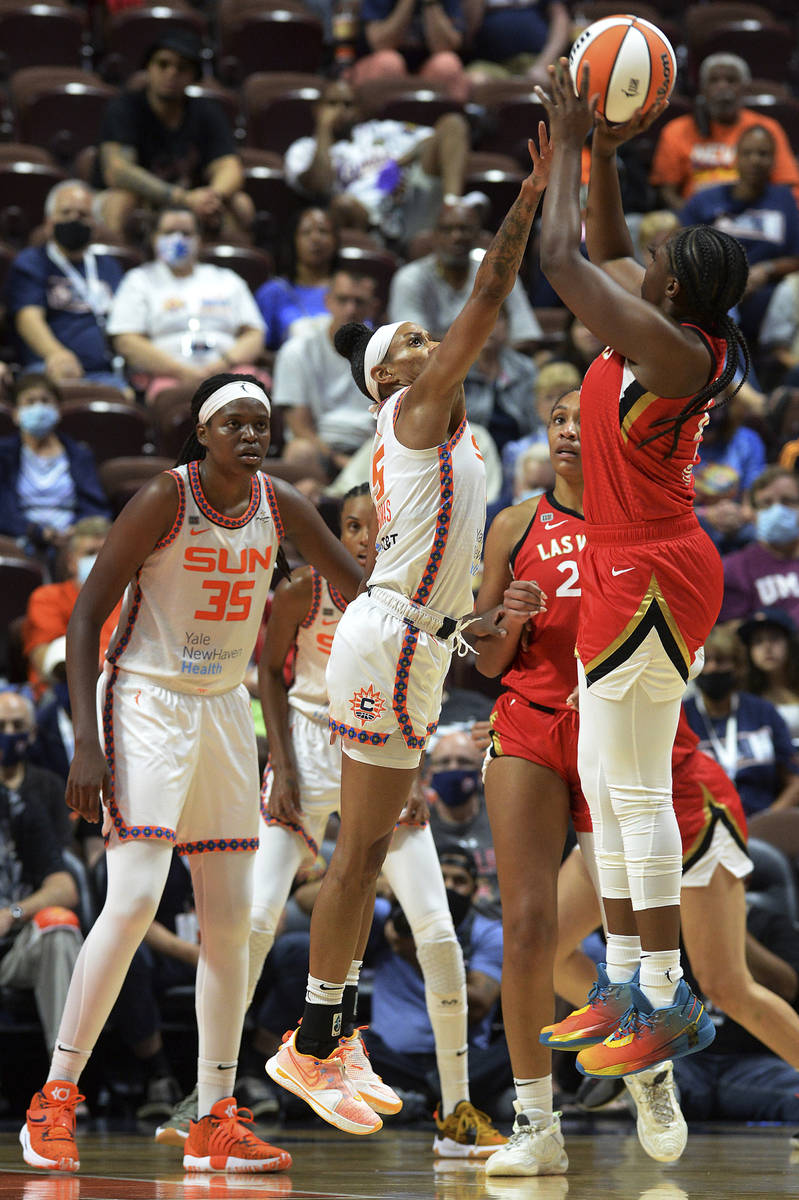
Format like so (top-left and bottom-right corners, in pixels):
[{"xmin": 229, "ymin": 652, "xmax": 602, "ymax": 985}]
[
  {"xmin": 267, "ymin": 129, "xmax": 553, "ymax": 1134},
  {"xmin": 20, "ymin": 373, "xmax": 362, "ymax": 1176}
]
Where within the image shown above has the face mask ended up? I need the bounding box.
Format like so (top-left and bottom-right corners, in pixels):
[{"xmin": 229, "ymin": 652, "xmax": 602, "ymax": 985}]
[
  {"xmin": 18, "ymin": 403, "xmax": 59, "ymax": 438},
  {"xmin": 0, "ymin": 730, "xmax": 29, "ymax": 768},
  {"xmin": 756, "ymin": 503, "xmax": 799, "ymax": 547},
  {"xmin": 445, "ymin": 887, "xmax": 471, "ymax": 927},
  {"xmin": 75, "ymin": 553, "xmax": 97, "ymax": 587},
  {"xmin": 156, "ymin": 232, "xmax": 198, "ymax": 268},
  {"xmin": 431, "ymin": 768, "xmax": 481, "ymax": 809},
  {"xmin": 54, "ymin": 219, "xmax": 92, "ymax": 253},
  {"xmin": 696, "ymin": 670, "xmax": 737, "ymax": 702}
]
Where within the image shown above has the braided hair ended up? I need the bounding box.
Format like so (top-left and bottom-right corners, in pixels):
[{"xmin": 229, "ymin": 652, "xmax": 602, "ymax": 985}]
[
  {"xmin": 640, "ymin": 225, "xmax": 750, "ymax": 457},
  {"xmin": 176, "ymin": 371, "xmax": 292, "ymax": 581},
  {"xmin": 334, "ymin": 322, "xmax": 374, "ymax": 398}
]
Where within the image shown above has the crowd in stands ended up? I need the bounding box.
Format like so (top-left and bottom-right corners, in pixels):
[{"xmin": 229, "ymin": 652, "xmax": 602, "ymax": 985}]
[{"xmin": 4, "ymin": 0, "xmax": 799, "ymax": 1132}]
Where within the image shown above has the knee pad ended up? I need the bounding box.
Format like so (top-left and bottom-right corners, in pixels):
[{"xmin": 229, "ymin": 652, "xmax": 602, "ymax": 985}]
[
  {"xmin": 413, "ymin": 910, "xmax": 466, "ymax": 998},
  {"xmin": 594, "ymin": 849, "xmax": 630, "ymax": 901},
  {"xmin": 627, "ymin": 854, "xmax": 682, "ymax": 912}
]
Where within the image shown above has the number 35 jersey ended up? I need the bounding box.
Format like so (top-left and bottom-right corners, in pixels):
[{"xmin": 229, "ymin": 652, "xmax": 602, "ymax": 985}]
[
  {"xmin": 500, "ymin": 491, "xmax": 585, "ymax": 711},
  {"xmin": 106, "ymin": 462, "xmax": 282, "ymax": 695}
]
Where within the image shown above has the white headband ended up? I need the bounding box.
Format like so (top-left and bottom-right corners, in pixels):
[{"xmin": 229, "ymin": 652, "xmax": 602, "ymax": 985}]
[
  {"xmin": 363, "ymin": 322, "xmax": 404, "ymax": 403},
  {"xmin": 198, "ymin": 380, "xmax": 271, "ymax": 426}
]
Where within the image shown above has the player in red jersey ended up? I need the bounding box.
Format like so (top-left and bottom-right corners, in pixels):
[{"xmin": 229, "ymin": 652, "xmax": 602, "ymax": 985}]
[{"xmin": 533, "ymin": 62, "xmax": 752, "ymax": 1078}]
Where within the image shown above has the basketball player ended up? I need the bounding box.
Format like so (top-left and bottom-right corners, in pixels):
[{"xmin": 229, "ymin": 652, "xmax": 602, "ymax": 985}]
[
  {"xmin": 534, "ymin": 62, "xmax": 751, "ymax": 1076},
  {"xmin": 20, "ymin": 373, "xmax": 362, "ymax": 1175},
  {"xmin": 265, "ymin": 131, "xmax": 552, "ymax": 1134}
]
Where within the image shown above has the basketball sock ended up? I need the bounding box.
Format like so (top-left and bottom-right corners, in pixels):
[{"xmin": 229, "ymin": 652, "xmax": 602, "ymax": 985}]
[
  {"xmin": 514, "ymin": 1075, "xmax": 553, "ymax": 1127},
  {"xmin": 198, "ymin": 1057, "xmax": 237, "ymax": 1118},
  {"xmin": 605, "ymin": 933, "xmax": 641, "ymax": 983},
  {"xmin": 639, "ymin": 949, "xmax": 682, "ymax": 1009},
  {"xmin": 296, "ymin": 976, "xmax": 345, "ymax": 1058},
  {"xmin": 341, "ymin": 959, "xmax": 363, "ymax": 1038},
  {"xmin": 48, "ymin": 1041, "xmax": 91, "ymax": 1086}
]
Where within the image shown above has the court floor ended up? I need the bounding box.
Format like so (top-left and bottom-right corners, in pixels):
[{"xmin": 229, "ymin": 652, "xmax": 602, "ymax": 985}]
[{"xmin": 0, "ymin": 1120, "xmax": 796, "ymax": 1200}]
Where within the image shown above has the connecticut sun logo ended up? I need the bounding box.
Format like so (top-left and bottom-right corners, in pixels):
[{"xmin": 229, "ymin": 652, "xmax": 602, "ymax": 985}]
[{"xmin": 349, "ymin": 683, "xmax": 387, "ymax": 725}]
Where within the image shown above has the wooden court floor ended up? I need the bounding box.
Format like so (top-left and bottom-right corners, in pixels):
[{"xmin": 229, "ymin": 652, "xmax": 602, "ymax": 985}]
[{"xmin": 0, "ymin": 1120, "xmax": 797, "ymax": 1200}]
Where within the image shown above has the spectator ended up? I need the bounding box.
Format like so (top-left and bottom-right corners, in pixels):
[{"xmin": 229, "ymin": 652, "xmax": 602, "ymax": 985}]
[
  {"xmin": 760, "ymin": 271, "xmax": 799, "ymax": 387},
  {"xmin": 680, "ymin": 125, "xmax": 799, "ymax": 341},
  {"xmin": 694, "ymin": 463, "xmax": 754, "ymax": 558},
  {"xmin": 650, "ymin": 53, "xmax": 799, "ymax": 210},
  {"xmin": 254, "ymin": 207, "xmax": 339, "ymax": 353},
  {"xmin": 462, "ymin": 305, "xmax": 538, "ymax": 454},
  {"xmin": 464, "ymin": 0, "xmax": 570, "ymax": 88},
  {"xmin": 6, "ymin": 180, "xmax": 127, "ymax": 389},
  {"xmin": 350, "ymin": 0, "xmax": 471, "ymax": 103},
  {"xmin": 0, "ymin": 375, "xmax": 110, "ymax": 557},
  {"xmin": 426, "ymin": 728, "xmax": 498, "ymax": 911},
  {"xmin": 363, "ymin": 844, "xmax": 509, "ymax": 1117},
  {"xmin": 719, "ymin": 467, "xmax": 799, "ymax": 625},
  {"xmin": 272, "ymin": 268, "xmax": 378, "ymax": 472},
  {"xmin": 283, "ymin": 79, "xmax": 472, "ymax": 245},
  {"xmin": 107, "ymin": 205, "xmax": 266, "ymax": 403},
  {"xmin": 0, "ymin": 690, "xmax": 82, "ymax": 1053},
  {"xmin": 634, "ymin": 208, "xmax": 679, "ymax": 265},
  {"xmin": 500, "ymin": 360, "xmax": 581, "ymax": 496},
  {"xmin": 740, "ymin": 607, "xmax": 799, "ymax": 747},
  {"xmin": 683, "ymin": 625, "xmax": 799, "ymax": 819},
  {"xmin": 96, "ymin": 32, "xmax": 253, "ymax": 241},
  {"xmin": 388, "ymin": 200, "xmax": 542, "ymax": 355},
  {"xmin": 23, "ymin": 517, "xmax": 120, "ymax": 697}
]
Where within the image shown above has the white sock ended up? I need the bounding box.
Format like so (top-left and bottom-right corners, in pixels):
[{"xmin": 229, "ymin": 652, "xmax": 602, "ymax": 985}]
[
  {"xmin": 605, "ymin": 933, "xmax": 641, "ymax": 983},
  {"xmin": 48, "ymin": 1042, "xmax": 91, "ymax": 1086},
  {"xmin": 306, "ymin": 974, "xmax": 345, "ymax": 1006},
  {"xmin": 639, "ymin": 949, "xmax": 682, "ymax": 1009},
  {"xmin": 197, "ymin": 1057, "xmax": 237, "ymax": 1118},
  {"xmin": 345, "ymin": 958, "xmax": 362, "ymax": 987},
  {"xmin": 514, "ymin": 1075, "xmax": 553, "ymax": 1126}
]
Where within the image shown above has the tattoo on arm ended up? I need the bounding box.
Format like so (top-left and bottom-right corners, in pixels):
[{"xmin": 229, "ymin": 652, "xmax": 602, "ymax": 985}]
[{"xmin": 103, "ymin": 144, "xmax": 174, "ymax": 203}]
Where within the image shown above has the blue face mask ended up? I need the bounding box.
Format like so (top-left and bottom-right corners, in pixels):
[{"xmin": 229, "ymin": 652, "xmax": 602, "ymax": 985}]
[
  {"xmin": 18, "ymin": 403, "xmax": 59, "ymax": 438},
  {"xmin": 431, "ymin": 768, "xmax": 481, "ymax": 809},
  {"xmin": 75, "ymin": 553, "xmax": 97, "ymax": 587},
  {"xmin": 0, "ymin": 730, "xmax": 29, "ymax": 768},
  {"xmin": 156, "ymin": 232, "xmax": 198, "ymax": 268},
  {"xmin": 756, "ymin": 503, "xmax": 799, "ymax": 547}
]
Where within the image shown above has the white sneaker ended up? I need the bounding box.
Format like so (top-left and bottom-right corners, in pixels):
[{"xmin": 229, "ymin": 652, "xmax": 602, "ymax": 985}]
[
  {"xmin": 624, "ymin": 1061, "xmax": 687, "ymax": 1163},
  {"xmin": 484, "ymin": 1104, "xmax": 567, "ymax": 1177}
]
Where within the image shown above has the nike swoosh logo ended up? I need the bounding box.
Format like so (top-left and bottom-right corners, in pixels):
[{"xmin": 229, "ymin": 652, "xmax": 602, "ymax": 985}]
[
  {"xmin": 611, "ymin": 567, "xmax": 635, "ymax": 576},
  {"xmin": 217, "ymin": 1062, "xmax": 238, "ymax": 1070},
  {"xmin": 190, "ymin": 529, "xmax": 210, "ymax": 536},
  {"xmin": 545, "ymin": 520, "xmax": 567, "ymax": 529}
]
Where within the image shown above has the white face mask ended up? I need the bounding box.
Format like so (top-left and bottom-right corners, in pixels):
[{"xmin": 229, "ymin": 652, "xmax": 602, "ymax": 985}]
[
  {"xmin": 155, "ymin": 231, "xmax": 198, "ymax": 268},
  {"xmin": 75, "ymin": 553, "xmax": 97, "ymax": 586}
]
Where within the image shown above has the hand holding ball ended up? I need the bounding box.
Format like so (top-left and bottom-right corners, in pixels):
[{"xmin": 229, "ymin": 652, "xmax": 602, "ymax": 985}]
[{"xmin": 569, "ymin": 14, "xmax": 676, "ymax": 125}]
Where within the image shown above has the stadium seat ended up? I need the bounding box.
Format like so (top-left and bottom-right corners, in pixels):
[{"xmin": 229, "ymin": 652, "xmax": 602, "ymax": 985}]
[
  {"xmin": 378, "ymin": 90, "xmax": 464, "ymax": 126},
  {"xmin": 741, "ymin": 96, "xmax": 799, "ymax": 154},
  {"xmin": 0, "ymin": 555, "xmax": 45, "ymax": 627},
  {"xmin": 10, "ymin": 68, "xmax": 117, "ymax": 166},
  {"xmin": 464, "ymin": 164, "xmax": 525, "ymax": 233},
  {"xmin": 243, "ymin": 165, "xmax": 298, "ymax": 246},
  {"xmin": 0, "ymin": 5, "xmax": 88, "ymax": 77},
  {"xmin": 473, "ymin": 94, "xmax": 548, "ymax": 167},
  {"xmin": 152, "ymin": 384, "xmax": 194, "ymax": 459},
  {"xmin": 57, "ymin": 382, "xmax": 133, "ymax": 405},
  {"xmin": 200, "ymin": 243, "xmax": 274, "ymax": 291},
  {"xmin": 747, "ymin": 837, "xmax": 798, "ymax": 922},
  {"xmin": 355, "ymin": 77, "xmax": 449, "ymax": 120},
  {"xmin": 0, "ymin": 162, "xmax": 67, "ymax": 244},
  {"xmin": 99, "ymin": 454, "xmax": 174, "ymax": 514},
  {"xmin": 689, "ymin": 21, "xmax": 794, "ymax": 84},
  {"xmin": 98, "ymin": 6, "xmax": 208, "ymax": 85},
  {"xmin": 86, "ymin": 242, "xmax": 145, "ymax": 276},
  {"xmin": 243, "ymin": 74, "xmax": 322, "ymax": 156},
  {"xmin": 0, "ymin": 142, "xmax": 56, "ymax": 166},
  {"xmin": 58, "ymin": 400, "xmax": 154, "ymax": 463},
  {"xmin": 684, "ymin": 2, "xmax": 776, "ymax": 49},
  {"xmin": 217, "ymin": 10, "xmax": 325, "ymax": 85}
]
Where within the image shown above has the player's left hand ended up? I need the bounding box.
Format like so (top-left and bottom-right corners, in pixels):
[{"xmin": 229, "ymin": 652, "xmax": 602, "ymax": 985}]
[
  {"xmin": 592, "ymin": 99, "xmax": 669, "ymax": 156},
  {"xmin": 528, "ymin": 121, "xmax": 554, "ymax": 193},
  {"xmin": 534, "ymin": 58, "xmax": 597, "ymax": 146}
]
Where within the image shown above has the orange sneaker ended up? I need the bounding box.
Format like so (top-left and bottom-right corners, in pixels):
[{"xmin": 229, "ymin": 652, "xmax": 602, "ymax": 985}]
[
  {"xmin": 182, "ymin": 1097, "xmax": 292, "ymax": 1173},
  {"xmin": 20, "ymin": 1081, "xmax": 84, "ymax": 1173},
  {"xmin": 336, "ymin": 1029, "xmax": 402, "ymax": 1115},
  {"xmin": 266, "ymin": 1028, "xmax": 382, "ymax": 1135}
]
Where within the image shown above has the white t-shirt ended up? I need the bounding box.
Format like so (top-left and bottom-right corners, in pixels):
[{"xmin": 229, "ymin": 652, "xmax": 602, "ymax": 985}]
[{"xmin": 107, "ymin": 260, "xmax": 265, "ymax": 363}]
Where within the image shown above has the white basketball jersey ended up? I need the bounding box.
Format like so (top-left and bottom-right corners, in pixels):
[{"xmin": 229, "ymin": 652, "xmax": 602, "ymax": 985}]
[
  {"xmin": 368, "ymin": 390, "xmax": 486, "ymax": 619},
  {"xmin": 289, "ymin": 567, "xmax": 347, "ymax": 726},
  {"xmin": 107, "ymin": 463, "xmax": 282, "ymax": 695}
]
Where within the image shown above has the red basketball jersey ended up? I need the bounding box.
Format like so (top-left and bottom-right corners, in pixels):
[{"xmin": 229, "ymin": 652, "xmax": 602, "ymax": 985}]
[
  {"xmin": 500, "ymin": 492, "xmax": 585, "ymax": 710},
  {"xmin": 580, "ymin": 326, "xmax": 727, "ymax": 526}
]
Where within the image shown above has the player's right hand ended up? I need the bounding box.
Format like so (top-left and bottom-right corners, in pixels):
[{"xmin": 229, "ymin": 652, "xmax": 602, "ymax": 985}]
[
  {"xmin": 65, "ymin": 741, "xmax": 109, "ymax": 823},
  {"xmin": 268, "ymin": 769, "xmax": 303, "ymax": 824}
]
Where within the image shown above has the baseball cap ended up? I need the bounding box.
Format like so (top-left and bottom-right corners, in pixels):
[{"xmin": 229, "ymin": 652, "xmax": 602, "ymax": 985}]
[
  {"xmin": 144, "ymin": 30, "xmax": 204, "ymax": 77},
  {"xmin": 737, "ymin": 607, "xmax": 797, "ymax": 644}
]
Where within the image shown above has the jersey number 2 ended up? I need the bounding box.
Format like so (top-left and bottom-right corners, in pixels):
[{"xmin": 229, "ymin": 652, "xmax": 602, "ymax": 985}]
[{"xmin": 555, "ymin": 560, "xmax": 581, "ymax": 598}]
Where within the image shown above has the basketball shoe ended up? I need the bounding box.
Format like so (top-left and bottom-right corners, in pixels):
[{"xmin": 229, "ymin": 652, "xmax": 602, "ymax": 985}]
[
  {"xmin": 266, "ymin": 1028, "xmax": 382, "ymax": 1134},
  {"xmin": 576, "ymin": 979, "xmax": 715, "ymax": 1077},
  {"xmin": 336, "ymin": 1028, "xmax": 402, "ymax": 1115},
  {"xmin": 624, "ymin": 1061, "xmax": 687, "ymax": 1163},
  {"xmin": 182, "ymin": 1097, "xmax": 292, "ymax": 1173},
  {"xmin": 540, "ymin": 963, "xmax": 638, "ymax": 1049},
  {"xmin": 484, "ymin": 1105, "xmax": 567, "ymax": 1177},
  {"xmin": 155, "ymin": 1085, "xmax": 197, "ymax": 1146},
  {"xmin": 433, "ymin": 1100, "xmax": 507, "ymax": 1158},
  {"xmin": 20, "ymin": 1081, "xmax": 84, "ymax": 1173}
]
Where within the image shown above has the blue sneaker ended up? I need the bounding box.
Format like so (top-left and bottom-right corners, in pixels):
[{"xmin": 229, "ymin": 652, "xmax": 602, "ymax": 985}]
[
  {"xmin": 576, "ymin": 979, "xmax": 716, "ymax": 1078},
  {"xmin": 540, "ymin": 964, "xmax": 638, "ymax": 1049}
]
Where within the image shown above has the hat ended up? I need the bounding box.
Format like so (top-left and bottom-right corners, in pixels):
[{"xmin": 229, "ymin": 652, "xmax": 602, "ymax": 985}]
[
  {"xmin": 41, "ymin": 636, "xmax": 67, "ymax": 678},
  {"xmin": 438, "ymin": 843, "xmax": 478, "ymax": 881},
  {"xmin": 737, "ymin": 607, "xmax": 797, "ymax": 645},
  {"xmin": 144, "ymin": 30, "xmax": 204, "ymax": 77}
]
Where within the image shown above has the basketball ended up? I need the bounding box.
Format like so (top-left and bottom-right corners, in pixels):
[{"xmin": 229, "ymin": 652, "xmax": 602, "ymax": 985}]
[{"xmin": 568, "ymin": 14, "xmax": 677, "ymax": 125}]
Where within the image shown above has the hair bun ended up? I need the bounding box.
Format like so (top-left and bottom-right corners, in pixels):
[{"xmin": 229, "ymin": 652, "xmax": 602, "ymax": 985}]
[{"xmin": 334, "ymin": 321, "xmax": 371, "ymax": 361}]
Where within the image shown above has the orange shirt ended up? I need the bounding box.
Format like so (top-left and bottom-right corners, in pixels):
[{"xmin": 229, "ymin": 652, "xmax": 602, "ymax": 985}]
[
  {"xmin": 650, "ymin": 108, "xmax": 799, "ymax": 202},
  {"xmin": 24, "ymin": 580, "xmax": 123, "ymax": 686}
]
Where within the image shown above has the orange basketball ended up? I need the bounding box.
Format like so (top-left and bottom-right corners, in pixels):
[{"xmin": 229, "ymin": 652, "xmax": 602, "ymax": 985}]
[{"xmin": 569, "ymin": 14, "xmax": 676, "ymax": 125}]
